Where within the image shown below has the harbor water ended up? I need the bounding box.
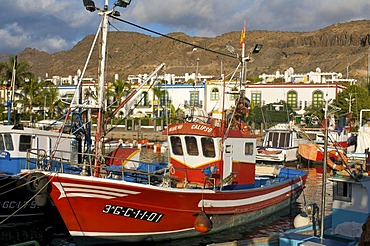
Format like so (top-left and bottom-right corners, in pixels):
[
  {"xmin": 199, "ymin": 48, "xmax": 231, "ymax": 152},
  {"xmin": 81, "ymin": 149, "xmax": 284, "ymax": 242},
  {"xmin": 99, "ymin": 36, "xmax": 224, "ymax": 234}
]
[{"xmin": 53, "ymin": 148, "xmax": 332, "ymax": 246}]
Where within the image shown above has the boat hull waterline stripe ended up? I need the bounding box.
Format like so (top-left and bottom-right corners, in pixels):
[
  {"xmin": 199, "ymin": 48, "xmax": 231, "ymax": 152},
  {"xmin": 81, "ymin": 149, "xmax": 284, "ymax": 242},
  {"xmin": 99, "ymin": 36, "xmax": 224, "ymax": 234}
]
[
  {"xmin": 70, "ymin": 227, "xmax": 193, "ymax": 237},
  {"xmin": 200, "ymin": 181, "xmax": 301, "ymax": 207}
]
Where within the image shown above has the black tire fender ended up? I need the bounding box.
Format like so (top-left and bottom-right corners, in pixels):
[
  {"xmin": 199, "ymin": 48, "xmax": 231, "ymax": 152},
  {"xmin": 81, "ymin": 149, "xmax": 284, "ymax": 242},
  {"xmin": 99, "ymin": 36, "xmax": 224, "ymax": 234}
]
[{"xmin": 26, "ymin": 172, "xmax": 48, "ymax": 194}]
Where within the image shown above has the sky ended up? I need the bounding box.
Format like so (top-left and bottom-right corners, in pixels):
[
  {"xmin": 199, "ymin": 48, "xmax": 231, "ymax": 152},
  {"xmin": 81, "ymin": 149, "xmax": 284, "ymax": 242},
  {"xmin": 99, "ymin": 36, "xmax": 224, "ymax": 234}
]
[{"xmin": 0, "ymin": 0, "xmax": 369, "ymax": 54}]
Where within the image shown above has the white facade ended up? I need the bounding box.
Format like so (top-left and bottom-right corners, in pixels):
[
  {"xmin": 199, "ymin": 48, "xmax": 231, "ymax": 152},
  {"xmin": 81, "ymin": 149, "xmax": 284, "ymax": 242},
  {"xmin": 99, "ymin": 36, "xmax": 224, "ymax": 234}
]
[
  {"xmin": 244, "ymin": 82, "xmax": 346, "ymax": 110},
  {"xmin": 260, "ymin": 67, "xmax": 357, "ymax": 85}
]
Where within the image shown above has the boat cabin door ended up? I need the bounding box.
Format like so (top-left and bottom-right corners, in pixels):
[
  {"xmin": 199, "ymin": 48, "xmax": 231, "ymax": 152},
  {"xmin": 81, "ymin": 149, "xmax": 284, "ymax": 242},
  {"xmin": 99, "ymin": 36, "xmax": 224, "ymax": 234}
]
[{"xmin": 223, "ymin": 143, "xmax": 233, "ymax": 178}]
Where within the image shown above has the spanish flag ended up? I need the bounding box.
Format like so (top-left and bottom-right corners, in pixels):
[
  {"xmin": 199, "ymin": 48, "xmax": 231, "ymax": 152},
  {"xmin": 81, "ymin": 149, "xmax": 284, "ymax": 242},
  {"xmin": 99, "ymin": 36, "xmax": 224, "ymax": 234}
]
[{"xmin": 240, "ymin": 21, "xmax": 246, "ymax": 47}]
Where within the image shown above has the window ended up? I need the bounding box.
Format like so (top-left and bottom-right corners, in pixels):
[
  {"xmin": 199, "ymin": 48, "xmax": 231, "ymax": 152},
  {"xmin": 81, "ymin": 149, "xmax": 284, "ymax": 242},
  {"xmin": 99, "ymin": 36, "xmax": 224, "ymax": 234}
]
[
  {"xmin": 4, "ymin": 134, "xmax": 13, "ymax": 151},
  {"xmin": 201, "ymin": 138, "xmax": 215, "ymax": 157},
  {"xmin": 244, "ymin": 142, "xmax": 254, "ymax": 155},
  {"xmin": 251, "ymin": 92, "xmax": 262, "ymax": 106},
  {"xmin": 333, "ymin": 181, "xmax": 351, "ymax": 202},
  {"xmin": 189, "ymin": 91, "xmax": 199, "ymax": 107},
  {"xmin": 287, "ymin": 91, "xmax": 297, "ymax": 109},
  {"xmin": 267, "ymin": 132, "xmax": 291, "ymax": 148},
  {"xmin": 267, "ymin": 132, "xmax": 278, "ymax": 147},
  {"xmin": 211, "ymin": 88, "xmax": 219, "ymax": 100},
  {"xmin": 312, "ymin": 90, "xmax": 324, "ymax": 109},
  {"xmin": 0, "ymin": 135, "xmax": 4, "ymax": 151},
  {"xmin": 19, "ymin": 135, "xmax": 32, "ymax": 152},
  {"xmin": 170, "ymin": 136, "xmax": 183, "ymax": 155},
  {"xmin": 230, "ymin": 87, "xmax": 239, "ymax": 101},
  {"xmin": 278, "ymin": 132, "xmax": 290, "ymax": 148},
  {"xmin": 139, "ymin": 92, "xmax": 148, "ymax": 106},
  {"xmin": 185, "ymin": 136, "xmax": 199, "ymax": 156}
]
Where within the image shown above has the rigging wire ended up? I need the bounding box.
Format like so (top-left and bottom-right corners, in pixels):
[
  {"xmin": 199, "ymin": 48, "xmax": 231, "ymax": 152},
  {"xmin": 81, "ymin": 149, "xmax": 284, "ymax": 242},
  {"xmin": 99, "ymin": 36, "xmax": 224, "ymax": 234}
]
[
  {"xmin": 110, "ymin": 15, "xmax": 236, "ymax": 60},
  {"xmin": 109, "ymin": 22, "xmax": 164, "ymax": 65}
]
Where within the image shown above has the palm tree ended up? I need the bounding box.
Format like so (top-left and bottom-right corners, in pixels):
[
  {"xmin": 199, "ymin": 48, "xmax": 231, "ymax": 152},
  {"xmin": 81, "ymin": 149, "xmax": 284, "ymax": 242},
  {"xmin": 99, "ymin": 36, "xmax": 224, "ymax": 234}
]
[
  {"xmin": 111, "ymin": 79, "xmax": 131, "ymax": 105},
  {"xmin": 42, "ymin": 85, "xmax": 65, "ymax": 119},
  {"xmin": 153, "ymin": 85, "xmax": 168, "ymax": 118},
  {"xmin": 0, "ymin": 55, "xmax": 32, "ymax": 89},
  {"xmin": 15, "ymin": 76, "xmax": 45, "ymax": 122}
]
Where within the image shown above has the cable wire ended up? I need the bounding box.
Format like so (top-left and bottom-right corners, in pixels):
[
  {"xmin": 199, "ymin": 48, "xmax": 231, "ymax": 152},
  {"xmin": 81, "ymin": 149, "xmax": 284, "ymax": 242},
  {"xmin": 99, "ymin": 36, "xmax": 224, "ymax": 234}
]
[{"xmin": 110, "ymin": 15, "xmax": 236, "ymax": 60}]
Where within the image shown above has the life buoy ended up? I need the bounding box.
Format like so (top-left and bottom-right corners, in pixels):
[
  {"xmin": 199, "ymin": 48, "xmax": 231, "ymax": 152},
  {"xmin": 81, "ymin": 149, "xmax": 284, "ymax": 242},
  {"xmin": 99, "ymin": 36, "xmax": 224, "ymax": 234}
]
[
  {"xmin": 327, "ymin": 150, "xmax": 348, "ymax": 171},
  {"xmin": 26, "ymin": 172, "xmax": 48, "ymax": 194}
]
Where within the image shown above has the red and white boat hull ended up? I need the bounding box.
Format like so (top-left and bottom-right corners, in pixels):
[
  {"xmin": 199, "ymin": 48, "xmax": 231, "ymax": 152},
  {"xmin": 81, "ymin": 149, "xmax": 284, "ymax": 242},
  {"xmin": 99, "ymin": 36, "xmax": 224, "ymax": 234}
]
[{"xmin": 40, "ymin": 171, "xmax": 306, "ymax": 244}]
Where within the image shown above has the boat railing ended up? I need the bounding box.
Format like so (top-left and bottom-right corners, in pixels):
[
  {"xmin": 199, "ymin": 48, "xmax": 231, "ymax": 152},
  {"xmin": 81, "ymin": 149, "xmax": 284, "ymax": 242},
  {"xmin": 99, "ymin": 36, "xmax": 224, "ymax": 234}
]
[
  {"xmin": 25, "ymin": 148, "xmax": 170, "ymax": 185},
  {"xmin": 26, "ymin": 148, "xmax": 80, "ymax": 173},
  {"xmin": 25, "ymin": 148, "xmax": 214, "ymax": 188}
]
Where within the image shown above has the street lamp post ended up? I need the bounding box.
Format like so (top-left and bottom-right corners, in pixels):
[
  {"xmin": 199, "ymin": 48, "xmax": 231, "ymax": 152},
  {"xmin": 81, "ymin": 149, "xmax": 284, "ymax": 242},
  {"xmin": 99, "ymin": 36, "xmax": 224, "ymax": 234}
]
[
  {"xmin": 345, "ymin": 93, "xmax": 355, "ymax": 129},
  {"xmin": 345, "ymin": 93, "xmax": 355, "ymax": 113}
]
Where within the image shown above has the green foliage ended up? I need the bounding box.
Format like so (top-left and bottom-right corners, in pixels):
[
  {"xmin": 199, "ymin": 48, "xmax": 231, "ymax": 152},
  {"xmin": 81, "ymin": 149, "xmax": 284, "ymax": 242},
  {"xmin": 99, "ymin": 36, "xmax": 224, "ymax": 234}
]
[
  {"xmin": 333, "ymin": 84, "xmax": 370, "ymax": 120},
  {"xmin": 0, "ymin": 55, "xmax": 32, "ymax": 88},
  {"xmin": 15, "ymin": 75, "xmax": 45, "ymax": 115},
  {"xmin": 41, "ymin": 85, "xmax": 65, "ymax": 119},
  {"xmin": 248, "ymin": 102, "xmax": 295, "ymax": 128}
]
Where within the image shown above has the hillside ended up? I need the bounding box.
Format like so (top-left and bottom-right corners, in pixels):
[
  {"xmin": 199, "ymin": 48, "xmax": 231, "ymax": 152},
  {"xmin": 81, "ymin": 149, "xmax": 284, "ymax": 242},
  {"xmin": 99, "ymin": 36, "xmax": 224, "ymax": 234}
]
[{"xmin": 9, "ymin": 20, "xmax": 370, "ymax": 83}]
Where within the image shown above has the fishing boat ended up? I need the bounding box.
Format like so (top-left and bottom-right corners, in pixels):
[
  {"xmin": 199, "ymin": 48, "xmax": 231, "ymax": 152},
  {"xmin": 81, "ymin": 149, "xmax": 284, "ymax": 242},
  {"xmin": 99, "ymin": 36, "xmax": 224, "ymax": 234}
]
[
  {"xmin": 20, "ymin": 1, "xmax": 308, "ymax": 245},
  {"xmin": 0, "ymin": 123, "xmax": 78, "ymax": 244},
  {"xmin": 256, "ymin": 123, "xmax": 311, "ymax": 164}
]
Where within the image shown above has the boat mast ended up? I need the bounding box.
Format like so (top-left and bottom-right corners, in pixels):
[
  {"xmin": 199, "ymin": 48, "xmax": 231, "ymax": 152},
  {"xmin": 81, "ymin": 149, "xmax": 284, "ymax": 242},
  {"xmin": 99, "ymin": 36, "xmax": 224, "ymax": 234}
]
[
  {"xmin": 240, "ymin": 21, "xmax": 246, "ymax": 96},
  {"xmin": 93, "ymin": 1, "xmax": 110, "ymax": 176},
  {"xmin": 86, "ymin": 0, "xmax": 131, "ymax": 175},
  {"xmin": 320, "ymin": 96, "xmax": 329, "ymax": 239},
  {"xmin": 7, "ymin": 55, "xmax": 17, "ymax": 125}
]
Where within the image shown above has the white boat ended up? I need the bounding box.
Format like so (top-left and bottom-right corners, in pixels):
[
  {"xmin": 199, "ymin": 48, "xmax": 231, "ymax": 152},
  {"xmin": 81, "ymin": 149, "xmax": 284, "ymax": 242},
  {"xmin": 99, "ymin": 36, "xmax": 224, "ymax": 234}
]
[
  {"xmin": 0, "ymin": 123, "xmax": 77, "ymax": 175},
  {"xmin": 256, "ymin": 123, "xmax": 311, "ymax": 164},
  {"xmin": 0, "ymin": 123, "xmax": 77, "ymax": 244}
]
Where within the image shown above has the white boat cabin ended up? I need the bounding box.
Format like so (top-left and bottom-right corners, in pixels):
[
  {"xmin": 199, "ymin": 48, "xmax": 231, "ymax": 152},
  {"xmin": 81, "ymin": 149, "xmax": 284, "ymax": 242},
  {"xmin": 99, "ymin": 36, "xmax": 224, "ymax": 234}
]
[{"xmin": 165, "ymin": 122, "xmax": 257, "ymax": 187}]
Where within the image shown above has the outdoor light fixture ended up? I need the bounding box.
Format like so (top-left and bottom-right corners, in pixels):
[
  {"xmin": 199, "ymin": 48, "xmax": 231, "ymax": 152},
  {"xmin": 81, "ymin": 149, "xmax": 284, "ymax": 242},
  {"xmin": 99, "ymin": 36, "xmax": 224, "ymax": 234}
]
[
  {"xmin": 114, "ymin": 0, "xmax": 131, "ymax": 8},
  {"xmin": 82, "ymin": 0, "xmax": 96, "ymax": 12},
  {"xmin": 251, "ymin": 44, "xmax": 263, "ymax": 54},
  {"xmin": 113, "ymin": 10, "xmax": 121, "ymax": 16}
]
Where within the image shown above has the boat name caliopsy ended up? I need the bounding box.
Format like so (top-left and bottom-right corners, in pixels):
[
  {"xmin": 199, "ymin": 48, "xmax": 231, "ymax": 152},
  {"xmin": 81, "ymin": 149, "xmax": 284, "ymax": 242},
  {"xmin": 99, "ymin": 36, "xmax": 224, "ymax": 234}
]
[
  {"xmin": 190, "ymin": 124, "xmax": 213, "ymax": 133},
  {"xmin": 102, "ymin": 204, "xmax": 164, "ymax": 223}
]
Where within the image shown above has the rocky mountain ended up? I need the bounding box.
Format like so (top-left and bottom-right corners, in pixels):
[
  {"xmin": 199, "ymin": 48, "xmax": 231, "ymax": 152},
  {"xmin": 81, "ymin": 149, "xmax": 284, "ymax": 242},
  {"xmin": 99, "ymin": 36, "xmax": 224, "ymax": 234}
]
[{"xmin": 8, "ymin": 20, "xmax": 370, "ymax": 83}]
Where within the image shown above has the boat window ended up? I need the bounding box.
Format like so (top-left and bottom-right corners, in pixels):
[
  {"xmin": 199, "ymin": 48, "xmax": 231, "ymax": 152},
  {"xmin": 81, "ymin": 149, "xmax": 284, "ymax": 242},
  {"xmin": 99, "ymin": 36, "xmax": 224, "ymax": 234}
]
[
  {"xmin": 268, "ymin": 132, "xmax": 278, "ymax": 147},
  {"xmin": 19, "ymin": 135, "xmax": 32, "ymax": 152},
  {"xmin": 185, "ymin": 136, "xmax": 199, "ymax": 156},
  {"xmin": 244, "ymin": 142, "xmax": 254, "ymax": 155},
  {"xmin": 201, "ymin": 138, "xmax": 215, "ymax": 158},
  {"xmin": 170, "ymin": 136, "xmax": 183, "ymax": 155},
  {"xmin": 279, "ymin": 132, "xmax": 290, "ymax": 148},
  {"xmin": 4, "ymin": 134, "xmax": 14, "ymax": 151},
  {"xmin": 333, "ymin": 181, "xmax": 351, "ymax": 202},
  {"xmin": 0, "ymin": 135, "xmax": 4, "ymax": 151}
]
